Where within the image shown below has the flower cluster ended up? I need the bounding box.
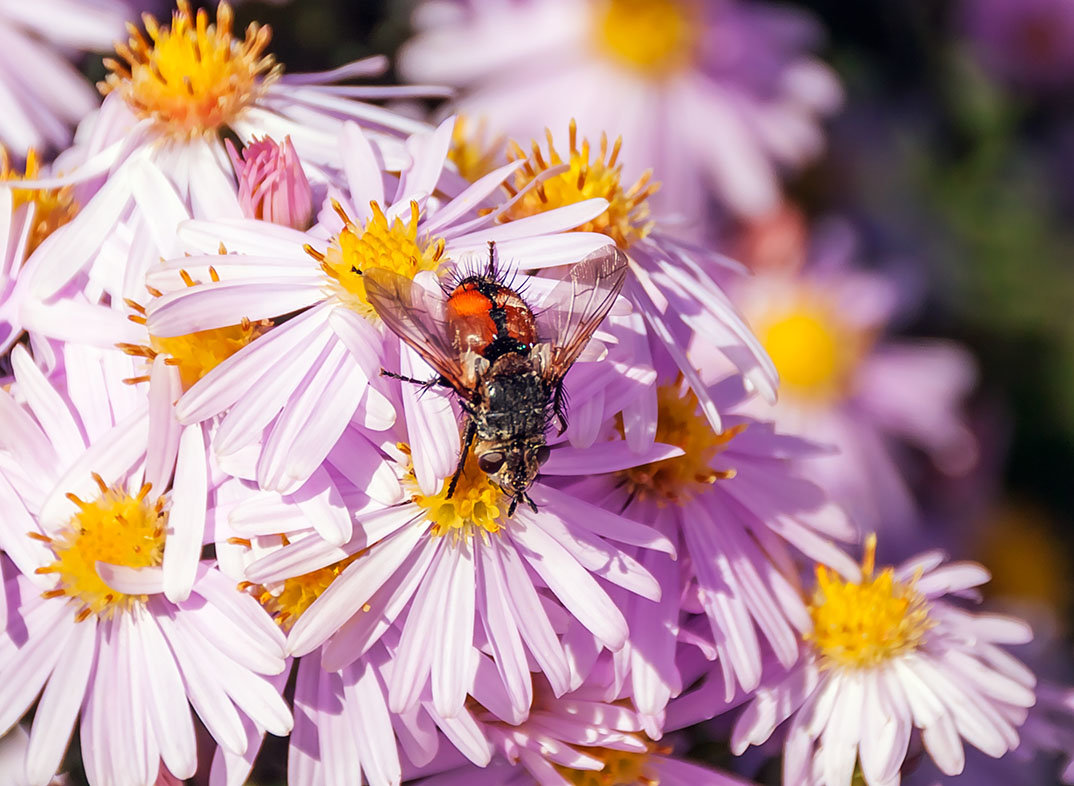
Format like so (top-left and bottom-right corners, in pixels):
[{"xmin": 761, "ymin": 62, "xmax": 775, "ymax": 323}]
[{"xmin": 0, "ymin": 2, "xmax": 1061, "ymax": 786}]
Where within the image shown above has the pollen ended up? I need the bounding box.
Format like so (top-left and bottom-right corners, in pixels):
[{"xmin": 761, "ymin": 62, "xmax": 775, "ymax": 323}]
[
  {"xmin": 100, "ymin": 1, "xmax": 279, "ymax": 138},
  {"xmin": 593, "ymin": 0, "xmax": 701, "ymax": 77},
  {"xmin": 555, "ymin": 744, "xmax": 664, "ymax": 786},
  {"xmin": 755, "ymin": 297, "xmax": 868, "ymax": 401},
  {"xmin": 246, "ymin": 551, "xmax": 363, "ymax": 632},
  {"xmin": 120, "ymin": 273, "xmax": 271, "ymax": 391},
  {"xmin": 317, "ymin": 199, "xmax": 446, "ymax": 321},
  {"xmin": 34, "ymin": 475, "xmax": 166, "ymax": 621},
  {"xmin": 1, "ymin": 148, "xmax": 78, "ymax": 256},
  {"xmin": 448, "ymin": 115, "xmax": 506, "ymax": 183},
  {"xmin": 620, "ymin": 383, "xmax": 743, "ymax": 506},
  {"xmin": 807, "ymin": 534, "xmax": 934, "ymax": 669},
  {"xmin": 409, "ymin": 450, "xmax": 505, "ymax": 541},
  {"xmin": 501, "ymin": 120, "xmax": 658, "ymax": 250}
]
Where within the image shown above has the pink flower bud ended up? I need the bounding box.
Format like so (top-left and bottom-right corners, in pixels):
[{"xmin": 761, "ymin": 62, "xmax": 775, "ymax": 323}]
[{"xmin": 226, "ymin": 136, "xmax": 313, "ymax": 230}]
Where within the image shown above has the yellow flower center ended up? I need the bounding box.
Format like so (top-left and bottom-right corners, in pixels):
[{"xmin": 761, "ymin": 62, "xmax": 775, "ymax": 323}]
[
  {"xmin": 502, "ymin": 121, "xmax": 658, "ymax": 250},
  {"xmin": 620, "ymin": 384, "xmax": 743, "ymax": 506},
  {"xmin": 100, "ymin": 1, "xmax": 279, "ymax": 138},
  {"xmin": 448, "ymin": 115, "xmax": 506, "ymax": 183},
  {"xmin": 33, "ymin": 475, "xmax": 166, "ymax": 621},
  {"xmin": 312, "ymin": 200, "xmax": 446, "ymax": 321},
  {"xmin": 246, "ymin": 551, "xmax": 363, "ymax": 632},
  {"xmin": 556, "ymin": 745, "xmax": 662, "ymax": 786},
  {"xmin": 594, "ymin": 0, "xmax": 701, "ymax": 77},
  {"xmin": 1, "ymin": 148, "xmax": 78, "ymax": 256},
  {"xmin": 807, "ymin": 535, "xmax": 933, "ymax": 669},
  {"xmin": 120, "ymin": 270, "xmax": 272, "ymax": 391},
  {"xmin": 409, "ymin": 449, "xmax": 506, "ymax": 541},
  {"xmin": 756, "ymin": 300, "xmax": 866, "ymax": 401}
]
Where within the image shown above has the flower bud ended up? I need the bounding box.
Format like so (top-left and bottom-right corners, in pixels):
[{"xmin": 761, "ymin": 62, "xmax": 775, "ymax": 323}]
[{"xmin": 226, "ymin": 136, "xmax": 313, "ymax": 230}]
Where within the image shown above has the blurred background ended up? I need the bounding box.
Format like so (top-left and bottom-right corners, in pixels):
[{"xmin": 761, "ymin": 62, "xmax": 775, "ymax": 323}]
[{"xmin": 93, "ymin": 1, "xmax": 1074, "ymax": 782}]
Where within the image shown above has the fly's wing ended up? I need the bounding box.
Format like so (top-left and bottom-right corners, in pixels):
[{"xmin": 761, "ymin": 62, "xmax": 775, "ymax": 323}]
[
  {"xmin": 363, "ymin": 267, "xmax": 470, "ymax": 392},
  {"xmin": 534, "ymin": 246, "xmax": 629, "ymax": 382}
]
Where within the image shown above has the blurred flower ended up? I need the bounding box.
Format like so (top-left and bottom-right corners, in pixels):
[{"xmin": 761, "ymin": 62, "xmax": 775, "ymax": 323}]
[
  {"xmin": 400, "ymin": 0, "xmax": 842, "ymax": 220},
  {"xmin": 961, "ymin": 0, "xmax": 1074, "ymax": 90},
  {"xmin": 226, "ymin": 136, "xmax": 314, "ymax": 230},
  {"xmin": 0, "ymin": 1, "xmax": 129, "ymax": 153},
  {"xmin": 0, "ymin": 343, "xmax": 290, "ymax": 786},
  {"xmin": 732, "ymin": 535, "xmax": 1036, "ymax": 785},
  {"xmin": 725, "ymin": 219, "xmax": 978, "ymax": 533}
]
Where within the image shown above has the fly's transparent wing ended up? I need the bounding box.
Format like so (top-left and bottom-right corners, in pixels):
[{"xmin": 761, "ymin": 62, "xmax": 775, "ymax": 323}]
[
  {"xmin": 534, "ymin": 246, "xmax": 629, "ymax": 382},
  {"xmin": 363, "ymin": 267, "xmax": 469, "ymax": 391}
]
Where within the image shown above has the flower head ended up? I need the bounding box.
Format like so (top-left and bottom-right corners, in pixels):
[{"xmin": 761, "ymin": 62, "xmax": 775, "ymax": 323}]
[{"xmin": 227, "ymin": 136, "xmax": 314, "ymax": 230}]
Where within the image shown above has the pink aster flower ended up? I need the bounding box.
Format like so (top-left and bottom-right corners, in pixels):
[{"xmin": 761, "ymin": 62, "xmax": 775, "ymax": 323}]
[
  {"xmin": 144, "ymin": 118, "xmax": 616, "ymax": 495},
  {"xmin": 24, "ymin": 0, "xmax": 447, "ymax": 304},
  {"xmin": 724, "ymin": 218, "xmax": 978, "ymax": 533},
  {"xmin": 238, "ymin": 402, "xmax": 679, "ymax": 723},
  {"xmin": 0, "ymin": 1, "xmax": 128, "ymax": 153},
  {"xmin": 551, "ymin": 366, "xmax": 856, "ymax": 715},
  {"xmin": 227, "ymin": 135, "xmax": 314, "ymax": 230},
  {"xmin": 399, "ymin": 0, "xmax": 842, "ymax": 219},
  {"xmin": 0, "ymin": 343, "xmax": 291, "ymax": 786},
  {"xmin": 732, "ymin": 536, "xmax": 1036, "ymax": 786}
]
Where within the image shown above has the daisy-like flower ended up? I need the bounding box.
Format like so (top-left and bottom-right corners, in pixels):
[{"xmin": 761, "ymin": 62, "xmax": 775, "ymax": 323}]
[
  {"xmin": 399, "ymin": 0, "xmax": 842, "ymax": 219},
  {"xmin": 558, "ymin": 367, "xmax": 856, "ymax": 718},
  {"xmin": 0, "ymin": 343, "xmax": 291, "ymax": 786},
  {"xmin": 26, "ymin": 0, "xmax": 446, "ymax": 304},
  {"xmin": 0, "ymin": 149, "xmax": 79, "ymax": 356},
  {"xmin": 488, "ymin": 121, "xmax": 776, "ymax": 435},
  {"xmin": 0, "ymin": 1, "xmax": 129, "ymax": 153},
  {"xmin": 144, "ymin": 118, "xmax": 616, "ymax": 495},
  {"xmin": 725, "ymin": 218, "xmax": 978, "ymax": 532},
  {"xmin": 239, "ymin": 406, "xmax": 680, "ymax": 723},
  {"xmin": 731, "ymin": 535, "xmax": 1036, "ymax": 786}
]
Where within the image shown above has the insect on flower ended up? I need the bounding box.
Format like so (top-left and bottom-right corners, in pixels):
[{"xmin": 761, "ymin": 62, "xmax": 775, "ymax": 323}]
[{"xmin": 365, "ymin": 242, "xmax": 628, "ymax": 516}]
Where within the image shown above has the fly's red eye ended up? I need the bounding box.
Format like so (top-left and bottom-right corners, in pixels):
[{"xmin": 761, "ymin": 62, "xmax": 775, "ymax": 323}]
[
  {"xmin": 478, "ymin": 452, "xmax": 504, "ymax": 473},
  {"xmin": 536, "ymin": 446, "xmax": 551, "ymax": 466}
]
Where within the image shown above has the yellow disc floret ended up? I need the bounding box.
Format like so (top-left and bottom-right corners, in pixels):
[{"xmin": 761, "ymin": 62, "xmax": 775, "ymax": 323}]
[
  {"xmin": 556, "ymin": 744, "xmax": 667, "ymax": 786},
  {"xmin": 502, "ymin": 121, "xmax": 658, "ymax": 250},
  {"xmin": 410, "ymin": 450, "xmax": 505, "ymax": 542},
  {"xmin": 448, "ymin": 115, "xmax": 507, "ymax": 183},
  {"xmin": 101, "ymin": 1, "xmax": 278, "ymax": 138},
  {"xmin": 594, "ymin": 0, "xmax": 701, "ymax": 77},
  {"xmin": 807, "ymin": 534, "xmax": 934, "ymax": 669},
  {"xmin": 34, "ymin": 474, "xmax": 166, "ymax": 621},
  {"xmin": 755, "ymin": 295, "xmax": 868, "ymax": 401},
  {"xmin": 620, "ymin": 383, "xmax": 743, "ymax": 506},
  {"xmin": 314, "ymin": 200, "xmax": 446, "ymax": 321},
  {"xmin": 1, "ymin": 148, "xmax": 78, "ymax": 256},
  {"xmin": 247, "ymin": 551, "xmax": 363, "ymax": 631},
  {"xmin": 119, "ymin": 269, "xmax": 272, "ymax": 391}
]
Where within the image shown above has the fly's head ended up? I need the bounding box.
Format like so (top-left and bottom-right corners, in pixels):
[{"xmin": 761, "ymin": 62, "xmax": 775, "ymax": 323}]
[{"xmin": 473, "ymin": 435, "xmax": 551, "ymax": 516}]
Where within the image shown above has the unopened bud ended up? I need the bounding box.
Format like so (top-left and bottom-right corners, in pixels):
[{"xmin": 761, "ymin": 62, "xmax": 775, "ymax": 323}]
[{"xmin": 226, "ymin": 136, "xmax": 313, "ymax": 230}]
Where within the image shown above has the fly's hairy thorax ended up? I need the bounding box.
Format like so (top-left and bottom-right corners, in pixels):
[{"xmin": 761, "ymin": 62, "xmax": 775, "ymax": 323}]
[{"xmin": 475, "ymin": 353, "xmax": 550, "ymax": 444}]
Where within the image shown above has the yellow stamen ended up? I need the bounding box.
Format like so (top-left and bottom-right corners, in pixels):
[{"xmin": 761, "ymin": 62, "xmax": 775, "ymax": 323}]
[
  {"xmin": 620, "ymin": 382, "xmax": 743, "ymax": 505},
  {"xmin": 317, "ymin": 200, "xmax": 446, "ymax": 320},
  {"xmin": 555, "ymin": 744, "xmax": 666, "ymax": 786},
  {"xmin": 248, "ymin": 552, "xmax": 363, "ymax": 631},
  {"xmin": 593, "ymin": 0, "xmax": 701, "ymax": 77},
  {"xmin": 0, "ymin": 148, "xmax": 78, "ymax": 256},
  {"xmin": 448, "ymin": 115, "xmax": 507, "ymax": 183},
  {"xmin": 100, "ymin": 1, "xmax": 279, "ymax": 138},
  {"xmin": 807, "ymin": 534, "xmax": 934, "ymax": 669},
  {"xmin": 38, "ymin": 479, "xmax": 167, "ymax": 620},
  {"xmin": 502, "ymin": 121, "xmax": 658, "ymax": 249},
  {"xmin": 753, "ymin": 293, "xmax": 870, "ymax": 401},
  {"xmin": 409, "ymin": 449, "xmax": 505, "ymax": 541}
]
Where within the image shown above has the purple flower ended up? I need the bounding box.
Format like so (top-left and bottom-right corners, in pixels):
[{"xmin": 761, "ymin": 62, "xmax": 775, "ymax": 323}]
[
  {"xmin": 961, "ymin": 0, "xmax": 1074, "ymax": 89},
  {"xmin": 399, "ymin": 0, "xmax": 842, "ymax": 219},
  {"xmin": 227, "ymin": 136, "xmax": 314, "ymax": 230},
  {"xmin": 732, "ymin": 536, "xmax": 1036, "ymax": 786}
]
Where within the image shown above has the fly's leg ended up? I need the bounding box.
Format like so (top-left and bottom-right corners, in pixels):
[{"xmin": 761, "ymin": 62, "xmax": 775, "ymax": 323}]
[
  {"xmin": 551, "ymin": 382, "xmax": 569, "ymax": 435},
  {"xmin": 446, "ymin": 419, "xmax": 477, "ymax": 499},
  {"xmin": 507, "ymin": 491, "xmax": 538, "ymax": 518},
  {"xmin": 380, "ymin": 369, "xmax": 449, "ymax": 393}
]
